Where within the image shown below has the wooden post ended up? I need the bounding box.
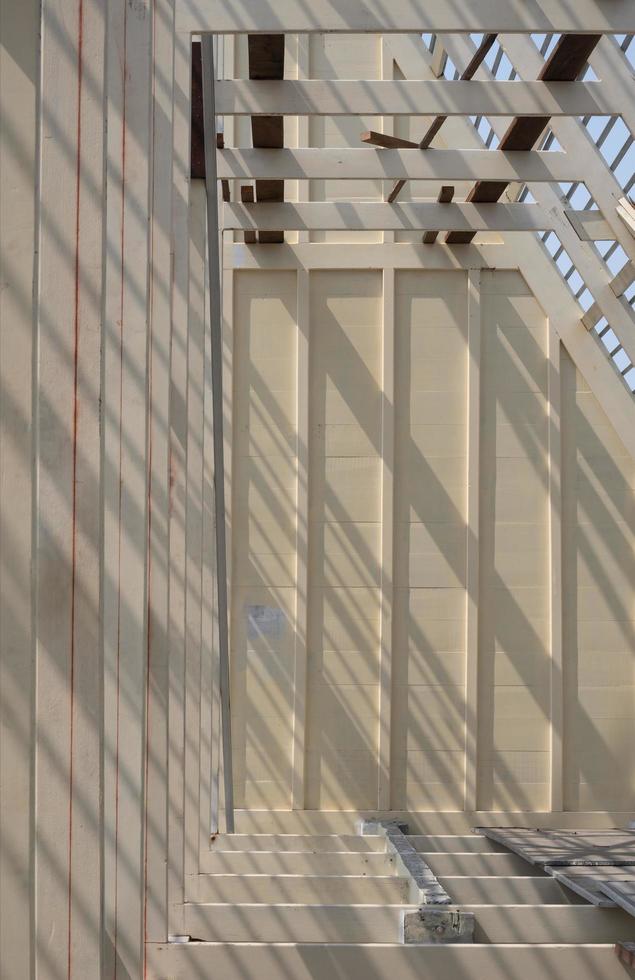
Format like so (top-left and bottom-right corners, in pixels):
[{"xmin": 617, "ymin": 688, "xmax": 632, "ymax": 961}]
[
  {"xmin": 201, "ymin": 35, "xmax": 235, "ymax": 833},
  {"xmin": 548, "ymin": 322, "xmax": 564, "ymax": 811},
  {"xmin": 292, "ymin": 268, "xmax": 310, "ymax": 808},
  {"xmin": 465, "ymin": 269, "xmax": 482, "ymax": 812},
  {"xmin": 378, "ymin": 268, "xmax": 396, "ymax": 809}
]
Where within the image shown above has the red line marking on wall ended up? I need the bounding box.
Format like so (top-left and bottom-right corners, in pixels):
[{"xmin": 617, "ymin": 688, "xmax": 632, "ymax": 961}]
[
  {"xmin": 68, "ymin": 0, "xmax": 85, "ymax": 975},
  {"xmin": 113, "ymin": 1, "xmax": 128, "ymax": 975}
]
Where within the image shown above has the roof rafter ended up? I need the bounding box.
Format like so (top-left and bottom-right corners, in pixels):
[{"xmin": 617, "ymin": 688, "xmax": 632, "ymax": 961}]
[
  {"xmin": 388, "ymin": 33, "xmax": 497, "ymax": 203},
  {"xmin": 440, "ymin": 32, "xmax": 635, "ymax": 365},
  {"xmin": 445, "ymin": 33, "xmax": 601, "ymax": 244}
]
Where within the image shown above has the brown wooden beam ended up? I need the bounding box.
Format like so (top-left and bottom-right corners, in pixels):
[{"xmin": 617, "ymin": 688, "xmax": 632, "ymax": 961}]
[
  {"xmin": 241, "ymin": 185, "xmax": 257, "ymax": 243},
  {"xmin": 388, "ymin": 33, "xmax": 497, "ymax": 204},
  {"xmin": 191, "ymin": 40, "xmax": 205, "ymax": 179},
  {"xmin": 362, "ymin": 131, "xmax": 417, "ymax": 149},
  {"xmin": 249, "ymin": 34, "xmax": 285, "ymax": 243},
  {"xmin": 422, "ymin": 185, "xmax": 455, "ymax": 243}
]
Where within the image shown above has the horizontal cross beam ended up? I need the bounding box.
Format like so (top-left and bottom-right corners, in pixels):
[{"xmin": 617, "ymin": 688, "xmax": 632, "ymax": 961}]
[
  {"xmin": 215, "ymin": 79, "xmax": 616, "ymax": 118},
  {"xmin": 176, "ymin": 0, "xmax": 634, "ymax": 34},
  {"xmin": 223, "ymin": 200, "xmax": 560, "ymax": 233},
  {"xmin": 217, "ymin": 147, "xmax": 582, "ymax": 183}
]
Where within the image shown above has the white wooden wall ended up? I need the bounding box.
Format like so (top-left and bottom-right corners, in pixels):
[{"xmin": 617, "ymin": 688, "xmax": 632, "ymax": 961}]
[
  {"xmin": 561, "ymin": 351, "xmax": 635, "ymax": 811},
  {"xmin": 227, "ymin": 264, "xmax": 635, "ymax": 813}
]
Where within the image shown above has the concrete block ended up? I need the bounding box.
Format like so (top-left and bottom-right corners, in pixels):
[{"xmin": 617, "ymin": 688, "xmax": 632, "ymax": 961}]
[{"xmin": 402, "ymin": 908, "xmax": 475, "ymax": 945}]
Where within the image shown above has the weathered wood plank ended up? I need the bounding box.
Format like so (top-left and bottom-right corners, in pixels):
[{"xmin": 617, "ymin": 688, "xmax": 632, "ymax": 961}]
[
  {"xmin": 601, "ymin": 881, "xmax": 635, "ymax": 917},
  {"xmin": 545, "ymin": 867, "xmax": 621, "ymax": 907},
  {"xmin": 477, "ymin": 828, "xmax": 635, "ymax": 867}
]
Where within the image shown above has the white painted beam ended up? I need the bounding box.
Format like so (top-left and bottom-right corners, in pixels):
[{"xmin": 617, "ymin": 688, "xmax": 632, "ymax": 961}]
[
  {"xmin": 148, "ymin": 940, "xmax": 635, "ymax": 980},
  {"xmin": 223, "ymin": 201, "xmax": 555, "ymax": 232},
  {"xmin": 216, "ymin": 79, "xmax": 615, "ymax": 118},
  {"xmin": 176, "ymin": 0, "xmax": 635, "ymax": 35},
  {"xmin": 224, "ymin": 241, "xmax": 487, "ymax": 270},
  {"xmin": 217, "ymin": 148, "xmax": 581, "ymax": 183}
]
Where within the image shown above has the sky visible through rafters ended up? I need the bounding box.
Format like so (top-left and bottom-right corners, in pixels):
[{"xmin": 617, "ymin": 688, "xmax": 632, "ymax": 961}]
[{"xmin": 422, "ymin": 32, "xmax": 635, "ymax": 392}]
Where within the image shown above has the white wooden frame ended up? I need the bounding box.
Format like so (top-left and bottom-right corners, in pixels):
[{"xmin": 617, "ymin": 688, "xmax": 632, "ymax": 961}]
[
  {"xmin": 218, "ymin": 148, "xmax": 583, "ymax": 183},
  {"xmin": 215, "ymin": 78, "xmax": 617, "ymax": 118},
  {"xmin": 176, "ymin": 0, "xmax": 635, "ymax": 34},
  {"xmin": 224, "ymin": 201, "xmax": 562, "ymax": 233},
  {"xmin": 439, "ymin": 33, "xmax": 635, "ymax": 367}
]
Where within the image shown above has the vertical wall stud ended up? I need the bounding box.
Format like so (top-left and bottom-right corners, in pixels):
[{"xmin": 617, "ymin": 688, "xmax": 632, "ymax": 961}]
[
  {"xmin": 204, "ymin": 228, "xmax": 222, "ymax": 838},
  {"xmin": 293, "ymin": 35, "xmax": 310, "ymax": 244},
  {"xmin": 184, "ymin": 180, "xmax": 207, "ymax": 881},
  {"xmin": 548, "ymin": 321, "xmax": 564, "ymax": 812},
  {"xmin": 201, "ymin": 36, "xmax": 235, "ymax": 833},
  {"xmin": 102, "ymin": 0, "xmax": 151, "ymax": 967},
  {"xmin": 145, "ymin": 0, "xmax": 177, "ymax": 943},
  {"xmin": 292, "ymin": 268, "xmax": 310, "ymax": 809},
  {"xmin": 465, "ymin": 268, "xmax": 482, "ymax": 813},
  {"xmin": 378, "ymin": 267, "xmax": 395, "ymax": 810}
]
